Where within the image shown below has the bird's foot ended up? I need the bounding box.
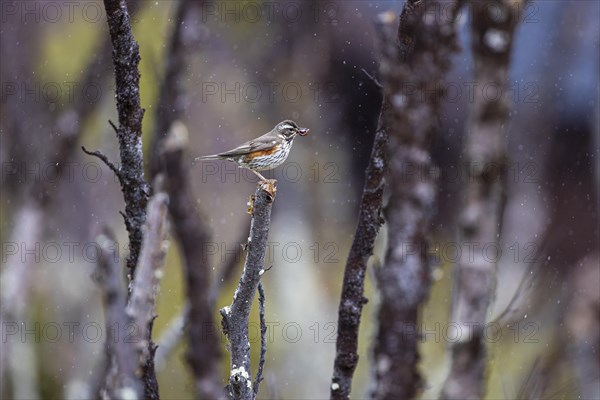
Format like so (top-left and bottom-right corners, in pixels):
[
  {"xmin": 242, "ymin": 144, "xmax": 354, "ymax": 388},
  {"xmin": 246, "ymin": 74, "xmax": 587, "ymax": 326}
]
[{"xmin": 259, "ymin": 179, "xmax": 277, "ymax": 199}]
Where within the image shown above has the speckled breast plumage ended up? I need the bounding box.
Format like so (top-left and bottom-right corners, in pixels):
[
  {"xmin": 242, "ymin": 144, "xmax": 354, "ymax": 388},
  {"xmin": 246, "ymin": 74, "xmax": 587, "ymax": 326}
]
[{"xmin": 240, "ymin": 139, "xmax": 293, "ymax": 171}]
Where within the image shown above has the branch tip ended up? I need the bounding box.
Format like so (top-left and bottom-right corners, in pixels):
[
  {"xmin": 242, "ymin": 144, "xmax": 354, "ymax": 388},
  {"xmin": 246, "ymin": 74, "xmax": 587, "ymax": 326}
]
[
  {"xmin": 108, "ymin": 119, "xmax": 119, "ymax": 134},
  {"xmin": 81, "ymin": 145, "xmax": 121, "ymax": 178},
  {"xmin": 361, "ymin": 68, "xmax": 383, "ymax": 89}
]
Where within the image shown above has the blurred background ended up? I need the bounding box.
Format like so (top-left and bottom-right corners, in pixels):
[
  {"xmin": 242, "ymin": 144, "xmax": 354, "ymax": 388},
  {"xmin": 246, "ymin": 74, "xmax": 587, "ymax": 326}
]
[{"xmin": 1, "ymin": 1, "xmax": 598, "ymax": 399}]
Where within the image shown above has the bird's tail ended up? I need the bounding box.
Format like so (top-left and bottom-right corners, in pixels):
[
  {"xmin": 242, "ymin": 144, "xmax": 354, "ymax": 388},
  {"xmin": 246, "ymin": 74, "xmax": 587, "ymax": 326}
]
[{"xmin": 194, "ymin": 154, "xmax": 222, "ymax": 161}]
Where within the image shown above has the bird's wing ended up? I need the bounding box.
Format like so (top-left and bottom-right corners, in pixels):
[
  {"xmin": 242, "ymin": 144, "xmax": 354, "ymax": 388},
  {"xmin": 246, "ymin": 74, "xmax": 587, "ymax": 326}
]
[{"xmin": 217, "ymin": 134, "xmax": 277, "ymax": 158}]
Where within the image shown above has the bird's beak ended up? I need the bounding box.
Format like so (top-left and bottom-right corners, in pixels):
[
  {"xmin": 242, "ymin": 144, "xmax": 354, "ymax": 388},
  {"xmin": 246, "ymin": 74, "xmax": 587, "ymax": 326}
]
[{"xmin": 298, "ymin": 127, "xmax": 309, "ymax": 136}]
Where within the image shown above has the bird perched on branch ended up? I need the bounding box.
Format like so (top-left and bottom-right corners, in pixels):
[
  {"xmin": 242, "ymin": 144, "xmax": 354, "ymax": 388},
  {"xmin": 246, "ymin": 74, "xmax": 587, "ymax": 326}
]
[{"xmin": 195, "ymin": 120, "xmax": 309, "ymax": 182}]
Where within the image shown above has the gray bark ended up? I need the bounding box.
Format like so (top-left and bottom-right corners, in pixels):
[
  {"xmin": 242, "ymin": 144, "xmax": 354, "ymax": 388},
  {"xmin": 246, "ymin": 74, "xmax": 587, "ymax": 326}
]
[
  {"xmin": 371, "ymin": 1, "xmax": 462, "ymax": 398},
  {"xmin": 441, "ymin": 1, "xmax": 520, "ymax": 399},
  {"xmin": 221, "ymin": 183, "xmax": 276, "ymax": 400}
]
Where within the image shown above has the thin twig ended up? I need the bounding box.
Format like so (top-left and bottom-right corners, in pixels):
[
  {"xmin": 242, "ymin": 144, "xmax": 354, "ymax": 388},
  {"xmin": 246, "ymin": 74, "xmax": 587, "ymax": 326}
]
[
  {"xmin": 146, "ymin": 1, "xmax": 222, "ymax": 396},
  {"xmin": 108, "ymin": 119, "xmax": 119, "ymax": 134},
  {"xmin": 493, "ymin": 231, "xmax": 550, "ymax": 325},
  {"xmin": 360, "ymin": 68, "xmax": 383, "ymax": 89},
  {"xmin": 81, "ymin": 146, "xmax": 121, "ymax": 179},
  {"xmin": 221, "ymin": 183, "xmax": 276, "ymax": 400},
  {"xmin": 254, "ymin": 282, "xmax": 267, "ymax": 397}
]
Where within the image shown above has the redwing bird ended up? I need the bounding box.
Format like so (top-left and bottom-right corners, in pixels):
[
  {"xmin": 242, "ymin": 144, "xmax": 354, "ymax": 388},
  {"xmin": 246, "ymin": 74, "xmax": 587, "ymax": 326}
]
[{"xmin": 195, "ymin": 120, "xmax": 309, "ymax": 182}]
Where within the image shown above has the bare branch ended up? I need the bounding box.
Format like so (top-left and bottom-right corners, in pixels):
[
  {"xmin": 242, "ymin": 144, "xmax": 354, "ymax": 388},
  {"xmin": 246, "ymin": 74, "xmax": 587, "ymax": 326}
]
[
  {"xmin": 94, "ymin": 0, "xmax": 156, "ymax": 396},
  {"xmin": 144, "ymin": 1, "xmax": 222, "ymax": 395},
  {"xmin": 0, "ymin": 204, "xmax": 45, "ymax": 399},
  {"xmin": 441, "ymin": 1, "xmax": 521, "ymax": 398},
  {"xmin": 149, "ymin": 0, "xmax": 205, "ymax": 179},
  {"xmin": 102, "ymin": 0, "xmax": 150, "ymax": 278},
  {"xmin": 254, "ymin": 282, "xmax": 267, "ymax": 397},
  {"xmin": 370, "ymin": 1, "xmax": 462, "ymax": 399},
  {"xmin": 221, "ymin": 183, "xmax": 276, "ymax": 400},
  {"xmin": 0, "ymin": 20, "xmax": 115, "ymax": 400},
  {"xmin": 162, "ymin": 121, "xmax": 224, "ymax": 398},
  {"xmin": 95, "ymin": 231, "xmax": 143, "ymax": 399},
  {"xmin": 330, "ymin": 66, "xmax": 388, "ymax": 400},
  {"xmin": 126, "ymin": 192, "xmax": 169, "ymax": 371}
]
